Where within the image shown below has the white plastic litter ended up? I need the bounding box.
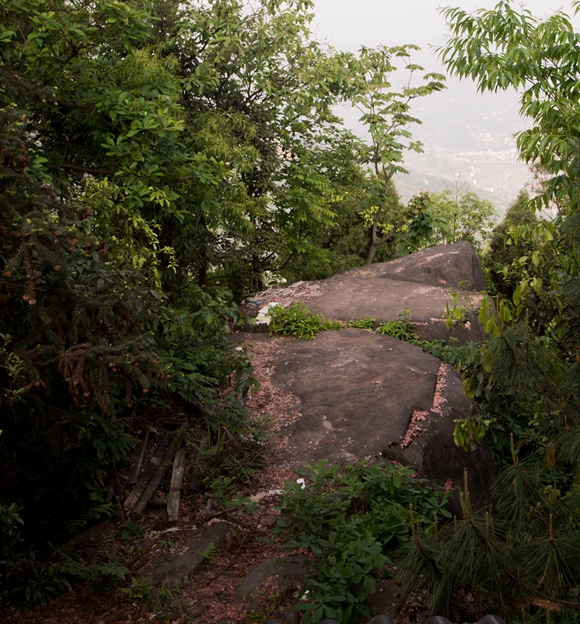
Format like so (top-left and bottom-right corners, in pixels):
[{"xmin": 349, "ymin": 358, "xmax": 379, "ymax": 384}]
[
  {"xmin": 255, "ymin": 302, "xmax": 282, "ymax": 325},
  {"xmin": 296, "ymin": 478, "xmax": 306, "ymax": 489}
]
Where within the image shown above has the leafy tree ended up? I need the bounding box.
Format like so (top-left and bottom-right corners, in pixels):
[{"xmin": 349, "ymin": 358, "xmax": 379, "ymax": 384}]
[
  {"xmin": 283, "ymin": 177, "xmax": 429, "ymax": 280},
  {"xmin": 428, "ymin": 189, "xmax": 498, "ymax": 252},
  {"xmin": 402, "ymin": 1, "xmax": 580, "ymax": 618},
  {"xmin": 439, "ymin": 0, "xmax": 580, "ymax": 212},
  {"xmin": 342, "ymin": 46, "xmax": 446, "ymax": 264},
  {"xmin": 486, "ymin": 189, "xmax": 537, "ymax": 296},
  {"xmin": 0, "ymin": 0, "xmax": 451, "ymax": 606},
  {"xmin": 0, "ymin": 0, "xmax": 260, "ymax": 600},
  {"xmin": 1, "ymin": 0, "xmax": 444, "ymax": 298},
  {"xmin": 0, "ymin": 96, "xmax": 167, "ymax": 601}
]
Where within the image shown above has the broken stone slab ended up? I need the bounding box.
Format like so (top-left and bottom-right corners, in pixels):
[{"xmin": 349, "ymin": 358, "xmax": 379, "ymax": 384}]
[
  {"xmin": 139, "ymin": 521, "xmax": 231, "ymax": 586},
  {"xmin": 270, "ymin": 329, "xmax": 495, "ymax": 511},
  {"xmin": 269, "ymin": 606, "xmax": 301, "ymax": 624},
  {"xmin": 378, "ymin": 356, "xmax": 496, "ymax": 514},
  {"xmin": 234, "ymin": 555, "xmax": 305, "ymax": 603},
  {"xmin": 254, "ymin": 302, "xmax": 282, "ymax": 326}
]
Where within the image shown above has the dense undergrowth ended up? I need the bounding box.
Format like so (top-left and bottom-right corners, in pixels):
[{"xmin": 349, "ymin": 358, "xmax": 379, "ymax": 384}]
[
  {"xmin": 2, "ymin": 0, "xmax": 580, "ymax": 621},
  {"xmin": 273, "ymin": 461, "xmax": 452, "ymax": 624}
]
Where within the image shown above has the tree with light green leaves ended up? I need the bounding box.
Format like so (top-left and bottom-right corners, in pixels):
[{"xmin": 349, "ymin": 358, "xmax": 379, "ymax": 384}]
[
  {"xmin": 398, "ymin": 3, "xmax": 580, "ymax": 619},
  {"xmin": 486, "ymin": 189, "xmax": 537, "ymax": 297},
  {"xmin": 340, "ymin": 46, "xmax": 446, "ymax": 264},
  {"xmin": 428, "ymin": 189, "xmax": 498, "ymax": 252},
  {"xmin": 0, "ymin": 0, "xmax": 449, "ymax": 607}
]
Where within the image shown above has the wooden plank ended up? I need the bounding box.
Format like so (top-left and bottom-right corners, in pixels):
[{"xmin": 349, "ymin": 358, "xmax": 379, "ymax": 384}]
[
  {"xmin": 127, "ymin": 428, "xmax": 149, "ymax": 486},
  {"xmin": 166, "ymin": 448, "xmax": 187, "ymax": 522},
  {"xmin": 129, "ymin": 423, "xmax": 191, "ymax": 520},
  {"xmin": 130, "ymin": 441, "xmax": 177, "ymax": 520},
  {"xmin": 124, "ymin": 432, "xmax": 174, "ymax": 513}
]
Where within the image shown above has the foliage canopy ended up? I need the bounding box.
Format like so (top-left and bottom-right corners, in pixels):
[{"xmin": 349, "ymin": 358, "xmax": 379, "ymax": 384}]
[{"xmin": 0, "ymin": 0, "xmax": 450, "ymax": 607}]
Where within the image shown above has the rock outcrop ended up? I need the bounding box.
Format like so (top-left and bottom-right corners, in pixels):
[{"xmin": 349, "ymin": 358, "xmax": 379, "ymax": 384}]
[
  {"xmin": 269, "ymin": 328, "xmax": 494, "ymax": 513},
  {"xmin": 228, "ymin": 242, "xmax": 496, "ymax": 621},
  {"xmin": 239, "ymin": 242, "xmax": 496, "ymax": 506},
  {"xmin": 243, "ymin": 241, "xmax": 487, "ymax": 345},
  {"xmin": 372, "ymin": 241, "xmax": 486, "ymax": 290}
]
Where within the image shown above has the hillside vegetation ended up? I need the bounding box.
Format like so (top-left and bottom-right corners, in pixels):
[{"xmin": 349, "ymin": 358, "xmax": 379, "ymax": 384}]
[{"xmin": 2, "ymin": 0, "xmax": 580, "ymax": 622}]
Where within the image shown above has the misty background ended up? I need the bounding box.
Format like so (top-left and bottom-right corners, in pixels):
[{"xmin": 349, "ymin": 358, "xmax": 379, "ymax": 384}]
[{"xmin": 312, "ymin": 0, "xmax": 580, "ymax": 216}]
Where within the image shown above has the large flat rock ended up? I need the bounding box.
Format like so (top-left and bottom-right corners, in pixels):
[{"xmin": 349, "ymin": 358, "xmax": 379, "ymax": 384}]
[
  {"xmin": 307, "ymin": 273, "xmax": 451, "ymax": 324},
  {"xmin": 304, "ymin": 243, "xmax": 485, "ymax": 345},
  {"xmin": 369, "ymin": 241, "xmax": 486, "ymax": 291},
  {"xmin": 244, "ymin": 242, "xmax": 486, "ymax": 345},
  {"xmin": 273, "ymin": 329, "xmax": 439, "ymax": 465},
  {"xmin": 270, "ymin": 329, "xmax": 494, "ymax": 511}
]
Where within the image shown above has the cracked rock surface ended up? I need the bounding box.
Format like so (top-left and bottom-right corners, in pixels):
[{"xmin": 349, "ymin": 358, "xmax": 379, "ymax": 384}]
[
  {"xmin": 269, "ymin": 329, "xmax": 494, "ymax": 513},
  {"xmin": 242, "ymin": 241, "xmax": 496, "ymax": 511}
]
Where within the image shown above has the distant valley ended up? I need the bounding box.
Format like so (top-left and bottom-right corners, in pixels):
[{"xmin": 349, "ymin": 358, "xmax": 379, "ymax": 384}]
[
  {"xmin": 338, "ymin": 67, "xmax": 533, "ymax": 220},
  {"xmin": 396, "ymin": 78, "xmax": 532, "ymax": 218}
]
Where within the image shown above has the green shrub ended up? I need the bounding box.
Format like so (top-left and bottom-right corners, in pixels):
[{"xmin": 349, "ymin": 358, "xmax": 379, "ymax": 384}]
[
  {"xmin": 272, "ymin": 460, "xmax": 451, "ymax": 623},
  {"xmin": 347, "ymin": 317, "xmax": 376, "ymax": 329},
  {"xmin": 375, "ymin": 309, "xmax": 418, "ymax": 341},
  {"xmin": 269, "ymin": 303, "xmax": 343, "ymax": 340}
]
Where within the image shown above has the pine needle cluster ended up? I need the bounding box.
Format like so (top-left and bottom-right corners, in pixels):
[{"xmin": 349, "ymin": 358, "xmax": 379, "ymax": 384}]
[{"xmin": 397, "ymin": 451, "xmax": 580, "ymax": 621}]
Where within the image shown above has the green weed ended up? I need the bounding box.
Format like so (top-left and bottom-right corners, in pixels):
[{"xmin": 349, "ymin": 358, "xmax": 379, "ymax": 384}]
[
  {"xmin": 347, "ymin": 317, "xmax": 376, "ymax": 329},
  {"xmin": 269, "ymin": 303, "xmax": 343, "ymax": 339},
  {"xmin": 115, "ymin": 522, "xmax": 144, "ymax": 542},
  {"xmin": 193, "ymin": 408, "xmax": 271, "ymax": 484},
  {"xmin": 204, "ymin": 475, "xmax": 258, "ymax": 515},
  {"xmin": 272, "ymin": 460, "xmax": 451, "ymax": 623},
  {"xmin": 376, "ymin": 309, "xmax": 417, "ymax": 341}
]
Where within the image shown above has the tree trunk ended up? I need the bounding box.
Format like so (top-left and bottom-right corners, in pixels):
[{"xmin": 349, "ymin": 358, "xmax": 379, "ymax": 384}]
[
  {"xmin": 366, "ymin": 243, "xmax": 378, "ymax": 265},
  {"xmin": 366, "ymin": 206, "xmax": 382, "ymax": 265},
  {"xmin": 198, "ymin": 260, "xmax": 207, "ymax": 290},
  {"xmin": 251, "ymin": 253, "xmax": 263, "ymax": 293}
]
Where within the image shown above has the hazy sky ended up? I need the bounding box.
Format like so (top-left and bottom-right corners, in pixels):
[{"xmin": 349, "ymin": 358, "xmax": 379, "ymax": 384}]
[
  {"xmin": 312, "ymin": 1, "xmax": 576, "ymax": 51},
  {"xmin": 311, "ymin": 1, "xmax": 580, "ymax": 205},
  {"xmin": 311, "ymin": 0, "xmax": 580, "ymax": 109}
]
